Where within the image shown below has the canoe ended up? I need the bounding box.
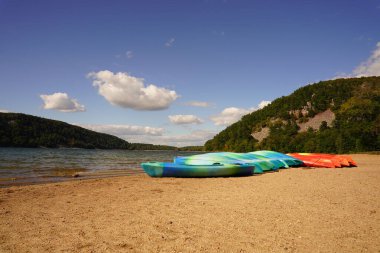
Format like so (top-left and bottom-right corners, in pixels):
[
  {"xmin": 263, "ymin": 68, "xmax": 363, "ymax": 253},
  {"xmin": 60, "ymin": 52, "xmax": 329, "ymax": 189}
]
[
  {"xmin": 174, "ymin": 152, "xmax": 279, "ymax": 173},
  {"xmin": 287, "ymin": 153, "xmax": 357, "ymax": 168},
  {"xmin": 141, "ymin": 162, "xmax": 255, "ymax": 177}
]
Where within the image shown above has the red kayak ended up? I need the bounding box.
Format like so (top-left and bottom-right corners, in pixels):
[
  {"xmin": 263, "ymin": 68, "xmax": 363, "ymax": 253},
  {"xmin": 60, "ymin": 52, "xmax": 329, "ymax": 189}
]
[
  {"xmin": 310, "ymin": 153, "xmax": 357, "ymax": 167},
  {"xmin": 338, "ymin": 155, "xmax": 357, "ymax": 166},
  {"xmin": 287, "ymin": 153, "xmax": 357, "ymax": 168}
]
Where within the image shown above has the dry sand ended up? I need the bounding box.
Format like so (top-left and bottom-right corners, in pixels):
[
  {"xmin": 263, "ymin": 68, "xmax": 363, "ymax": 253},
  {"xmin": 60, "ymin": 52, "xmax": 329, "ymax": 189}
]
[{"xmin": 1, "ymin": 154, "xmax": 379, "ymax": 252}]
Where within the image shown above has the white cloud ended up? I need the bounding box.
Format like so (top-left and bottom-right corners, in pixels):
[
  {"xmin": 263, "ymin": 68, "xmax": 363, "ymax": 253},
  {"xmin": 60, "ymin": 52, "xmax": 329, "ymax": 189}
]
[
  {"xmin": 127, "ymin": 130, "xmax": 217, "ymax": 147},
  {"xmin": 169, "ymin": 115, "xmax": 203, "ymax": 125},
  {"xmin": 185, "ymin": 101, "xmax": 211, "ymax": 107},
  {"xmin": 258, "ymin": 100, "xmax": 271, "ymax": 109},
  {"xmin": 126, "ymin": 50, "xmax": 133, "ymax": 59},
  {"xmin": 335, "ymin": 42, "xmax": 380, "ymax": 78},
  {"xmin": 0, "ymin": 109, "xmax": 10, "ymax": 113},
  {"xmin": 353, "ymin": 42, "xmax": 380, "ymax": 77},
  {"xmin": 165, "ymin": 38, "xmax": 175, "ymax": 47},
  {"xmin": 211, "ymin": 100, "xmax": 271, "ymax": 126},
  {"xmin": 79, "ymin": 124, "xmax": 215, "ymax": 147},
  {"xmin": 78, "ymin": 124, "xmax": 164, "ymax": 136},
  {"xmin": 40, "ymin": 92, "xmax": 85, "ymax": 112},
  {"xmin": 211, "ymin": 107, "xmax": 251, "ymax": 126},
  {"xmin": 88, "ymin": 70, "xmax": 179, "ymax": 110}
]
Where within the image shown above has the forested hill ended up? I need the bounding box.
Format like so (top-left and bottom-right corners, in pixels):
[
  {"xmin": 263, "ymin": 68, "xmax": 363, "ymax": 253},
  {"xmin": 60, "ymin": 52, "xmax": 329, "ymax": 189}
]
[
  {"xmin": 205, "ymin": 76, "xmax": 380, "ymax": 153},
  {"xmin": 0, "ymin": 113, "xmax": 130, "ymax": 149},
  {"xmin": 0, "ymin": 113, "xmax": 176, "ymax": 150}
]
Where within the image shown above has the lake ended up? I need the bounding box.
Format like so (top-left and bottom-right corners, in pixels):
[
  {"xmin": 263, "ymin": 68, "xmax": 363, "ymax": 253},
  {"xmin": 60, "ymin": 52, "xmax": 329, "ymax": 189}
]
[{"xmin": 0, "ymin": 148, "xmax": 204, "ymax": 187}]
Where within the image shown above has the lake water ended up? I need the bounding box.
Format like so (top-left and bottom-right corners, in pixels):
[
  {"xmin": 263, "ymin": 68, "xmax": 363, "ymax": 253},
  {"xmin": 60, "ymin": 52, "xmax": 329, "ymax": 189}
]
[{"xmin": 0, "ymin": 148, "xmax": 204, "ymax": 187}]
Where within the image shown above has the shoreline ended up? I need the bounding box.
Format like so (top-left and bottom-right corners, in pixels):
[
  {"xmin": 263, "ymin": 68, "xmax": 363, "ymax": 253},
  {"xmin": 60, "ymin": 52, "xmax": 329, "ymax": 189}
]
[
  {"xmin": 0, "ymin": 170, "xmax": 146, "ymax": 188},
  {"xmin": 2, "ymin": 151, "xmax": 377, "ymax": 188},
  {"xmin": 0, "ymin": 148, "xmax": 206, "ymax": 188},
  {"xmin": 1, "ymin": 154, "xmax": 379, "ymax": 252}
]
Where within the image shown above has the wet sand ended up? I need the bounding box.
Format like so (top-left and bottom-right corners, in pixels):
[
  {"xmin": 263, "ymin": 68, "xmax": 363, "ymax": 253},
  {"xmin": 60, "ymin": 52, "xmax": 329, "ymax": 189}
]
[{"xmin": 1, "ymin": 154, "xmax": 379, "ymax": 252}]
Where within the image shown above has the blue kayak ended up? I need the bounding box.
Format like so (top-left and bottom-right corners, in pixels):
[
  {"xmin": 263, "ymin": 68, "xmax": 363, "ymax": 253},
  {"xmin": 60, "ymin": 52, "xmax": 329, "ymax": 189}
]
[
  {"xmin": 174, "ymin": 152, "xmax": 281, "ymax": 173},
  {"xmin": 141, "ymin": 162, "xmax": 255, "ymax": 177}
]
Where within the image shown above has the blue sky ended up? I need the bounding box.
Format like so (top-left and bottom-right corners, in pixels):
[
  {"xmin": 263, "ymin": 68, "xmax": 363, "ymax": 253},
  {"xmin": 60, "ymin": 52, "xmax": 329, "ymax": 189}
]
[{"xmin": 1, "ymin": 0, "xmax": 379, "ymax": 146}]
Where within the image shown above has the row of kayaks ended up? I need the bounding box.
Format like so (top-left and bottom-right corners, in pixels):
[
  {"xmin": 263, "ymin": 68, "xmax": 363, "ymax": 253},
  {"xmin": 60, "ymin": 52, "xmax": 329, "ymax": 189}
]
[
  {"xmin": 141, "ymin": 151, "xmax": 357, "ymax": 178},
  {"xmin": 288, "ymin": 153, "xmax": 357, "ymax": 168}
]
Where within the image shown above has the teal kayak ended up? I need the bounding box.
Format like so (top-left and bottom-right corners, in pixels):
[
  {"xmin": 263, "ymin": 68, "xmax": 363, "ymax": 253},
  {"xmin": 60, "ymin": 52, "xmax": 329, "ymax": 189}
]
[
  {"xmin": 174, "ymin": 152, "xmax": 281, "ymax": 173},
  {"xmin": 250, "ymin": 150, "xmax": 303, "ymax": 167},
  {"xmin": 141, "ymin": 162, "xmax": 255, "ymax": 177}
]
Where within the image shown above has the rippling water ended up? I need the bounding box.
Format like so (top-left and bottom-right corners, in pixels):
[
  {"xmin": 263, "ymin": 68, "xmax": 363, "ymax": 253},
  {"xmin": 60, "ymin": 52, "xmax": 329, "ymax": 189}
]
[{"xmin": 0, "ymin": 148, "xmax": 204, "ymax": 186}]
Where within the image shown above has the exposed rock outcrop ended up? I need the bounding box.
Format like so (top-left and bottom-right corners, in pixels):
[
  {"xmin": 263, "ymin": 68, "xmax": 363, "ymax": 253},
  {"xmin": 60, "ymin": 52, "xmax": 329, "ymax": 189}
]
[
  {"xmin": 251, "ymin": 109, "xmax": 336, "ymax": 142},
  {"xmin": 297, "ymin": 109, "xmax": 335, "ymax": 132},
  {"xmin": 251, "ymin": 127, "xmax": 270, "ymax": 142}
]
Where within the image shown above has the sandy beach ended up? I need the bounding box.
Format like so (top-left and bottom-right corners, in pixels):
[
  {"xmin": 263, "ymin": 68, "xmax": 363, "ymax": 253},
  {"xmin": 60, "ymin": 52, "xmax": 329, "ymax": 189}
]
[{"xmin": 1, "ymin": 154, "xmax": 379, "ymax": 252}]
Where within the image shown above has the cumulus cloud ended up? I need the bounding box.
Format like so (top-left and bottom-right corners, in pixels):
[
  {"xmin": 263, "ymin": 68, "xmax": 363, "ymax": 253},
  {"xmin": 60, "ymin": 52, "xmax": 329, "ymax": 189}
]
[
  {"xmin": 211, "ymin": 107, "xmax": 251, "ymax": 126},
  {"xmin": 88, "ymin": 70, "xmax": 179, "ymax": 110},
  {"xmin": 185, "ymin": 101, "xmax": 212, "ymax": 107},
  {"xmin": 211, "ymin": 100, "xmax": 271, "ymax": 126},
  {"xmin": 78, "ymin": 124, "xmax": 164, "ymax": 136},
  {"xmin": 168, "ymin": 115, "xmax": 203, "ymax": 125},
  {"xmin": 165, "ymin": 38, "xmax": 175, "ymax": 47},
  {"xmin": 352, "ymin": 42, "xmax": 380, "ymax": 77},
  {"xmin": 40, "ymin": 92, "xmax": 85, "ymax": 112},
  {"xmin": 0, "ymin": 109, "xmax": 10, "ymax": 113}
]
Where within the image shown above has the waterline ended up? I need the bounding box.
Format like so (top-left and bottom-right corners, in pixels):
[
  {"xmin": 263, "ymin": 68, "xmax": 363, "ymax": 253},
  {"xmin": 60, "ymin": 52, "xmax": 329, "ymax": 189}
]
[{"xmin": 0, "ymin": 148, "xmax": 203, "ymax": 186}]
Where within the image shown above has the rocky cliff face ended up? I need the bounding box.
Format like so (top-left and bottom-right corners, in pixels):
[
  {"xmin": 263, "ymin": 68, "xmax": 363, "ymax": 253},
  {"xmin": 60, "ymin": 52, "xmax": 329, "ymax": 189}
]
[
  {"xmin": 252, "ymin": 109, "xmax": 336, "ymax": 142},
  {"xmin": 297, "ymin": 109, "xmax": 335, "ymax": 132}
]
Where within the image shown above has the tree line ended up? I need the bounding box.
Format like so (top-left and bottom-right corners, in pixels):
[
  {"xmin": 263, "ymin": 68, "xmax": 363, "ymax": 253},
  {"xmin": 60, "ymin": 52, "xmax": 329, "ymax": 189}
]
[{"xmin": 0, "ymin": 113, "xmax": 179, "ymax": 150}]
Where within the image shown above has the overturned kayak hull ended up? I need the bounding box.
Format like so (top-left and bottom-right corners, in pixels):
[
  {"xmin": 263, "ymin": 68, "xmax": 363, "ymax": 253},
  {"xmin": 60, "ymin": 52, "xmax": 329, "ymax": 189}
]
[{"xmin": 141, "ymin": 162, "xmax": 255, "ymax": 178}]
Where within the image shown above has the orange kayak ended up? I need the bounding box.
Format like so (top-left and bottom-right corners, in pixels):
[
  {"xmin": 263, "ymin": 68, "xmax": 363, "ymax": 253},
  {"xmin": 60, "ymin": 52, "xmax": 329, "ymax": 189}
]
[
  {"xmin": 287, "ymin": 153, "xmax": 357, "ymax": 168},
  {"xmin": 339, "ymin": 155, "xmax": 357, "ymax": 166}
]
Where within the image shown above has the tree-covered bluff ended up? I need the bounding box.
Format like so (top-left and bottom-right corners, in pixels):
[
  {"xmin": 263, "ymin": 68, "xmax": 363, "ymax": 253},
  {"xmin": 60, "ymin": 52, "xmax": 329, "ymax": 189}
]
[
  {"xmin": 0, "ymin": 113, "xmax": 177, "ymax": 150},
  {"xmin": 205, "ymin": 76, "xmax": 380, "ymax": 153}
]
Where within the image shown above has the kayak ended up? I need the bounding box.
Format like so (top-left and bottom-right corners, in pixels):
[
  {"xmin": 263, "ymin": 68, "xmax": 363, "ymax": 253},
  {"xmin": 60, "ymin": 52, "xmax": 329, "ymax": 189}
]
[
  {"xmin": 339, "ymin": 155, "xmax": 357, "ymax": 166},
  {"xmin": 141, "ymin": 162, "xmax": 255, "ymax": 177},
  {"xmin": 174, "ymin": 152, "xmax": 280, "ymax": 173},
  {"xmin": 287, "ymin": 154, "xmax": 336, "ymax": 168},
  {"xmin": 250, "ymin": 150, "xmax": 304, "ymax": 167},
  {"xmin": 287, "ymin": 153, "xmax": 357, "ymax": 168}
]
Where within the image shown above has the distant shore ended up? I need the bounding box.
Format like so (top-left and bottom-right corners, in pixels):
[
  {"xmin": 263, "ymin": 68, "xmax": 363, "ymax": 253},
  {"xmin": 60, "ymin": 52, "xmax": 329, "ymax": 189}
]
[{"xmin": 1, "ymin": 154, "xmax": 379, "ymax": 252}]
